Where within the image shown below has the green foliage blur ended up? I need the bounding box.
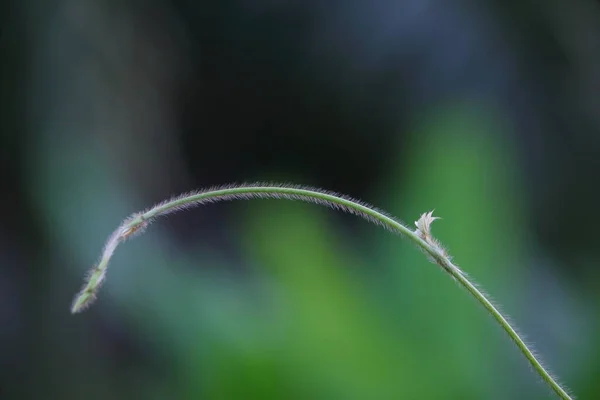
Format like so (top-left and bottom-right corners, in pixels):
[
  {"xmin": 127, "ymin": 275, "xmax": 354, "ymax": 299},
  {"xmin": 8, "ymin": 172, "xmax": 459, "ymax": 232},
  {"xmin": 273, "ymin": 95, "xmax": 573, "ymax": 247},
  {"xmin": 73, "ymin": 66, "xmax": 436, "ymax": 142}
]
[
  {"xmin": 2, "ymin": 1, "xmax": 599, "ymax": 399},
  {"xmin": 21, "ymin": 107, "xmax": 591, "ymax": 399}
]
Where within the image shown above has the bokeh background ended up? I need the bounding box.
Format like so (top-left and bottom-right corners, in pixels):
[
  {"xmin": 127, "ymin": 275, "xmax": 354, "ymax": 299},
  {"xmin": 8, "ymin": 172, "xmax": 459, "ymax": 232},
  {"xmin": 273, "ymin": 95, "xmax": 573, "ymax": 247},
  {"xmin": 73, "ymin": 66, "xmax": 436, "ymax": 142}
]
[{"xmin": 2, "ymin": 1, "xmax": 600, "ymax": 399}]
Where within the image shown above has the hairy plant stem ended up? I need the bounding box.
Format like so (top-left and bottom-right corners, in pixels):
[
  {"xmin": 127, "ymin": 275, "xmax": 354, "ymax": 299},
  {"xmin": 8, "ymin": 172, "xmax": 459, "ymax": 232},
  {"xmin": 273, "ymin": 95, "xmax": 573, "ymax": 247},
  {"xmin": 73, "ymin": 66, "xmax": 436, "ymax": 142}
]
[{"xmin": 71, "ymin": 183, "xmax": 573, "ymax": 400}]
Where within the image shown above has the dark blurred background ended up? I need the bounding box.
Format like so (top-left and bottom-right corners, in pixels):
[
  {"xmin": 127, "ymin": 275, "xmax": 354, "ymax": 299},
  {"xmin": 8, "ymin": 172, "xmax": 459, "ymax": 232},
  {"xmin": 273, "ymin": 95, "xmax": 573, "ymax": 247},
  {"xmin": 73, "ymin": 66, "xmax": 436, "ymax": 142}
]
[{"xmin": 1, "ymin": 1, "xmax": 599, "ymax": 399}]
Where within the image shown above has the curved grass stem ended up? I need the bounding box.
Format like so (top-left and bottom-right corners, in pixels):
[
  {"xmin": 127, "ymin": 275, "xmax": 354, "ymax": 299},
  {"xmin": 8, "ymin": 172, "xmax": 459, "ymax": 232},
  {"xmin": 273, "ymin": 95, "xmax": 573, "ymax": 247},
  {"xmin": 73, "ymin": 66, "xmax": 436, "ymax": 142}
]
[{"xmin": 70, "ymin": 183, "xmax": 573, "ymax": 400}]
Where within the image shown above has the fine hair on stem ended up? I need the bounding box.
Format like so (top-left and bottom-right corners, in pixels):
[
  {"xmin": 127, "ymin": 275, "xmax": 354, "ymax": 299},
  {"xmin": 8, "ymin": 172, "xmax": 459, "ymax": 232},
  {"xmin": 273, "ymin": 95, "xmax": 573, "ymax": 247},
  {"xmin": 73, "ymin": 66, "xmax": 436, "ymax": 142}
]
[{"xmin": 70, "ymin": 182, "xmax": 574, "ymax": 400}]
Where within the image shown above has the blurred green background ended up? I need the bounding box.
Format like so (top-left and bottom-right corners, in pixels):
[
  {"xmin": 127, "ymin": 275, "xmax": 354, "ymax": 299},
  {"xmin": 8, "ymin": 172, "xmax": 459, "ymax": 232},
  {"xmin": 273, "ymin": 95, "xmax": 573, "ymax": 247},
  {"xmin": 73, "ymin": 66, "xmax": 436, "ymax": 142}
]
[{"xmin": 1, "ymin": 1, "xmax": 599, "ymax": 399}]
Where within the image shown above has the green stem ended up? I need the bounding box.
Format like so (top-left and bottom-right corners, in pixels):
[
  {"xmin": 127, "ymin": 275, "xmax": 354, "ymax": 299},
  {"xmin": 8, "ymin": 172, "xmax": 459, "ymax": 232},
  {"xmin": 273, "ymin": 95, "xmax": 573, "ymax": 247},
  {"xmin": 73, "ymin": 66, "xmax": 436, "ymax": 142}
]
[
  {"xmin": 70, "ymin": 183, "xmax": 573, "ymax": 400},
  {"xmin": 454, "ymin": 270, "xmax": 572, "ymax": 400}
]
